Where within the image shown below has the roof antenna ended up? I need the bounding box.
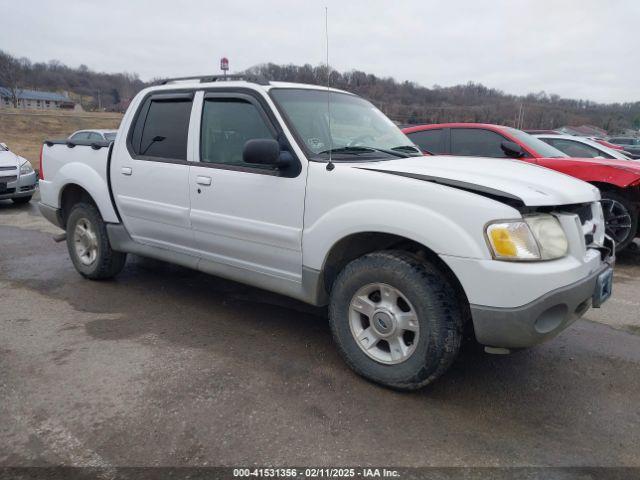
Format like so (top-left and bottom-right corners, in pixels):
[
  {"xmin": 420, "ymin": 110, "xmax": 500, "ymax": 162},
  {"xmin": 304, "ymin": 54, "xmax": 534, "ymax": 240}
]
[{"xmin": 325, "ymin": 6, "xmax": 335, "ymax": 171}]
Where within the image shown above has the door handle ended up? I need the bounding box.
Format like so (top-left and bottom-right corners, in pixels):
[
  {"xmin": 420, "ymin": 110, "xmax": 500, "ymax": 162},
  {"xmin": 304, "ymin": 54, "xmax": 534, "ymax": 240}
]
[
  {"xmin": 121, "ymin": 167, "xmax": 132, "ymax": 176},
  {"xmin": 196, "ymin": 175, "xmax": 212, "ymax": 186}
]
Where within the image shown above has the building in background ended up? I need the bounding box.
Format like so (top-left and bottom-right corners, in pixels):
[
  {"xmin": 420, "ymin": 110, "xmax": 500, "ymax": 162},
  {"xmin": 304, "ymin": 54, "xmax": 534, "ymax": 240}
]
[{"xmin": 0, "ymin": 87, "xmax": 76, "ymax": 110}]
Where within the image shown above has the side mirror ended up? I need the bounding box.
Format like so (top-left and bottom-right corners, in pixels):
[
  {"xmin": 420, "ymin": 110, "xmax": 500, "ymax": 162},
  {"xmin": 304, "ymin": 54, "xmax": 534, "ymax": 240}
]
[
  {"xmin": 0, "ymin": 142, "xmax": 8, "ymax": 150},
  {"xmin": 243, "ymin": 139, "xmax": 289, "ymax": 168},
  {"xmin": 501, "ymin": 140, "xmax": 525, "ymax": 158}
]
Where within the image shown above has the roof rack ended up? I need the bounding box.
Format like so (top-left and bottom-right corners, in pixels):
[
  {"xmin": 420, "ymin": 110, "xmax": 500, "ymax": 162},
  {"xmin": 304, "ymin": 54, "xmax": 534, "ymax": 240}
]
[{"xmin": 158, "ymin": 74, "xmax": 270, "ymax": 86}]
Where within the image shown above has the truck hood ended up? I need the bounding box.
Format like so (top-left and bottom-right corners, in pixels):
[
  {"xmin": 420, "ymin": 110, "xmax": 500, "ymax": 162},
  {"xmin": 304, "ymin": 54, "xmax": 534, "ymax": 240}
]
[
  {"xmin": 357, "ymin": 156, "xmax": 600, "ymax": 207},
  {"xmin": 0, "ymin": 150, "xmax": 24, "ymax": 169}
]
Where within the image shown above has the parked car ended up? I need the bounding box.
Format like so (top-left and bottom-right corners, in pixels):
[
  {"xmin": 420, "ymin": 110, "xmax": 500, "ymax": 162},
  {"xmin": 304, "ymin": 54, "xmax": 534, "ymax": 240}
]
[
  {"xmin": 587, "ymin": 137, "xmax": 627, "ymax": 152},
  {"xmin": 533, "ymin": 134, "xmax": 633, "ymax": 161},
  {"xmin": 38, "ymin": 77, "xmax": 613, "ymax": 390},
  {"xmin": 0, "ymin": 142, "xmax": 37, "ymax": 204},
  {"xmin": 403, "ymin": 123, "xmax": 640, "ymax": 252},
  {"xmin": 607, "ymin": 137, "xmax": 640, "ymax": 159},
  {"xmin": 68, "ymin": 130, "xmax": 117, "ymax": 142}
]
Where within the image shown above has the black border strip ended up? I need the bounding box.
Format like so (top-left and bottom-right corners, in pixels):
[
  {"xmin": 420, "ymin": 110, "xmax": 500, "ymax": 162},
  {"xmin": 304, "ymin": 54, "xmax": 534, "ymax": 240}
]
[{"xmin": 358, "ymin": 168, "xmax": 525, "ymax": 208}]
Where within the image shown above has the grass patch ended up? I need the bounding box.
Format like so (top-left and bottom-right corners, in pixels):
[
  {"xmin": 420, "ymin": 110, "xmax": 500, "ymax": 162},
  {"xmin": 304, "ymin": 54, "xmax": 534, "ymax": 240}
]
[{"xmin": 0, "ymin": 109, "xmax": 123, "ymax": 168}]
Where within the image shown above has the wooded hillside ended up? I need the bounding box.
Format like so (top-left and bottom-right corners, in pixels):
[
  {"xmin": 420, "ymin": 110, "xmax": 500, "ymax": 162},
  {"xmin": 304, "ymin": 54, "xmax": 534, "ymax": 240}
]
[
  {"xmin": 2, "ymin": 50, "xmax": 639, "ymax": 132},
  {"xmin": 246, "ymin": 63, "xmax": 640, "ymax": 132}
]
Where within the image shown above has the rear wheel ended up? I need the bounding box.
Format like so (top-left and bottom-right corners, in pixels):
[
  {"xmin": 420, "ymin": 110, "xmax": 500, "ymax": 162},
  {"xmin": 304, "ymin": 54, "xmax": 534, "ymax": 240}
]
[
  {"xmin": 600, "ymin": 191, "xmax": 638, "ymax": 253},
  {"xmin": 66, "ymin": 203, "xmax": 127, "ymax": 279},
  {"xmin": 11, "ymin": 195, "xmax": 32, "ymax": 205},
  {"xmin": 328, "ymin": 250, "xmax": 464, "ymax": 390}
]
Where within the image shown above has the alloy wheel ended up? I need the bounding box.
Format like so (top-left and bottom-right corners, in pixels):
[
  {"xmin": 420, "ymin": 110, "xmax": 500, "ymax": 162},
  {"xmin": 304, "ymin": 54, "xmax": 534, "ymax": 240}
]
[
  {"xmin": 349, "ymin": 282, "xmax": 420, "ymax": 364},
  {"xmin": 601, "ymin": 198, "xmax": 632, "ymax": 245},
  {"xmin": 73, "ymin": 218, "xmax": 98, "ymax": 266}
]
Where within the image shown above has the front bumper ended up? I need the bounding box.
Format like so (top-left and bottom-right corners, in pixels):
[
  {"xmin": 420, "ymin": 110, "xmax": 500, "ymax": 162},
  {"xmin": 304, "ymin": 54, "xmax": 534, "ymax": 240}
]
[
  {"xmin": 471, "ymin": 258, "xmax": 614, "ymax": 349},
  {"xmin": 0, "ymin": 170, "xmax": 37, "ymax": 200}
]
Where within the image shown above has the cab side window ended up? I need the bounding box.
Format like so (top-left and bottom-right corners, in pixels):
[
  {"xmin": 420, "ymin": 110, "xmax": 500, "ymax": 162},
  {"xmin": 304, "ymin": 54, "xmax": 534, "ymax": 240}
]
[
  {"xmin": 200, "ymin": 98, "xmax": 276, "ymax": 169},
  {"xmin": 133, "ymin": 98, "xmax": 193, "ymax": 161},
  {"xmin": 451, "ymin": 128, "xmax": 509, "ymax": 158}
]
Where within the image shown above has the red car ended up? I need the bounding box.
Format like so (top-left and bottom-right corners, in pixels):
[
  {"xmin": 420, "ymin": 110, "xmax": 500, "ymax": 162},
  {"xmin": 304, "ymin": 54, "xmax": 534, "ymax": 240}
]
[
  {"xmin": 403, "ymin": 123, "xmax": 640, "ymax": 252},
  {"xmin": 590, "ymin": 137, "xmax": 625, "ymax": 151}
]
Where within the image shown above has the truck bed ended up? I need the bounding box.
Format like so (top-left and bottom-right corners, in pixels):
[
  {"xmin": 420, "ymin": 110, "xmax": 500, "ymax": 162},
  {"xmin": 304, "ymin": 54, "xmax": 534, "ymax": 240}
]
[{"xmin": 39, "ymin": 139, "xmax": 120, "ymax": 224}]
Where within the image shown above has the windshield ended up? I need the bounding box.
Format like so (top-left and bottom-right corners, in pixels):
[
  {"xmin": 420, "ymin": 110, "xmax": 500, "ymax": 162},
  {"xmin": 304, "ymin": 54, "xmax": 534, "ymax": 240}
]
[
  {"xmin": 270, "ymin": 88, "xmax": 421, "ymax": 159},
  {"xmin": 506, "ymin": 128, "xmax": 568, "ymax": 158},
  {"xmin": 104, "ymin": 132, "xmax": 117, "ymax": 141}
]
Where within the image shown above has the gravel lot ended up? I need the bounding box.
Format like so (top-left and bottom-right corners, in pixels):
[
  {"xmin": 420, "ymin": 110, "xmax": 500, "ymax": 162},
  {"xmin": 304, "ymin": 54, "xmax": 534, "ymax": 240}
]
[{"xmin": 1, "ymin": 195, "xmax": 639, "ymax": 468}]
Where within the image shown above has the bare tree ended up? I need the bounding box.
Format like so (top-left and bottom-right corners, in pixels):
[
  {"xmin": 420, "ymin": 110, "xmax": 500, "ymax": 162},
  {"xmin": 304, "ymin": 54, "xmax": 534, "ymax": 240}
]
[{"xmin": 0, "ymin": 50, "xmax": 24, "ymax": 107}]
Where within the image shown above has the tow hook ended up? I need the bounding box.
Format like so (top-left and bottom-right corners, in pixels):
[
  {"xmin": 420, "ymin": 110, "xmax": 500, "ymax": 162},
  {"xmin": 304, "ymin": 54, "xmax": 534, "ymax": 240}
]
[{"xmin": 52, "ymin": 232, "xmax": 67, "ymax": 243}]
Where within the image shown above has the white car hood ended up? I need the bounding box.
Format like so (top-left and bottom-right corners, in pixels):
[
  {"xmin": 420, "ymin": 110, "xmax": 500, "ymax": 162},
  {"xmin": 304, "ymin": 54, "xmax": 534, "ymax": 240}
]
[
  {"xmin": 357, "ymin": 156, "xmax": 600, "ymax": 207},
  {"xmin": 0, "ymin": 150, "xmax": 21, "ymax": 169}
]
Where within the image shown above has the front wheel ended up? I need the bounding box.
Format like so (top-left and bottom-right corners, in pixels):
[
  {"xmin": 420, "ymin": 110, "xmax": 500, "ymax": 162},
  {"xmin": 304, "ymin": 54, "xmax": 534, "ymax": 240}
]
[
  {"xmin": 601, "ymin": 191, "xmax": 638, "ymax": 253},
  {"xmin": 328, "ymin": 251, "xmax": 464, "ymax": 390},
  {"xmin": 66, "ymin": 202, "xmax": 127, "ymax": 279}
]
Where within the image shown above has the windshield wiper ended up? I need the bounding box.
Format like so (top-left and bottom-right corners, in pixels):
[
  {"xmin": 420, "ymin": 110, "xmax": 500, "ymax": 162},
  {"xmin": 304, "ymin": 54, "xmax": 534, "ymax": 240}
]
[
  {"xmin": 320, "ymin": 146, "xmax": 410, "ymax": 158},
  {"xmin": 319, "ymin": 146, "xmax": 376, "ymax": 155},
  {"xmin": 391, "ymin": 145, "xmax": 424, "ymax": 156}
]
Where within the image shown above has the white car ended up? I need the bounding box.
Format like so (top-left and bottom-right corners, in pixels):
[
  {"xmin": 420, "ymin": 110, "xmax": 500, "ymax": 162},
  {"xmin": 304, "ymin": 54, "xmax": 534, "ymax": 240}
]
[
  {"xmin": 534, "ymin": 134, "xmax": 634, "ymax": 161},
  {"xmin": 37, "ymin": 77, "xmax": 614, "ymax": 389},
  {"xmin": 68, "ymin": 129, "xmax": 117, "ymax": 142},
  {"xmin": 0, "ymin": 142, "xmax": 37, "ymax": 204}
]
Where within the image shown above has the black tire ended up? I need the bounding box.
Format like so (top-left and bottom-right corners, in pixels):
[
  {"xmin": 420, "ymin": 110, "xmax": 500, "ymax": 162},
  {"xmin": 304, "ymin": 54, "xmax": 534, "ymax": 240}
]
[
  {"xmin": 11, "ymin": 195, "xmax": 32, "ymax": 205},
  {"xmin": 328, "ymin": 250, "xmax": 464, "ymax": 390},
  {"xmin": 66, "ymin": 202, "xmax": 127, "ymax": 280},
  {"xmin": 601, "ymin": 190, "xmax": 638, "ymax": 253}
]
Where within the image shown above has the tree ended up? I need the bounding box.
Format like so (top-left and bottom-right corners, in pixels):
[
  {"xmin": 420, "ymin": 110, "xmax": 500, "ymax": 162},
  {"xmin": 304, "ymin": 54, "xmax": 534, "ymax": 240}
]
[{"xmin": 0, "ymin": 50, "xmax": 24, "ymax": 107}]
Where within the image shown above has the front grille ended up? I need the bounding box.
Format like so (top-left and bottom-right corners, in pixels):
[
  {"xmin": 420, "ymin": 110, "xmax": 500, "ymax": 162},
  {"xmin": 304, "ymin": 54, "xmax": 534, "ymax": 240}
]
[
  {"xmin": 558, "ymin": 203, "xmax": 597, "ymax": 246},
  {"xmin": 0, "ymin": 175, "xmax": 17, "ymax": 183},
  {"xmin": 0, "ymin": 187, "xmax": 16, "ymax": 194},
  {"xmin": 0, "ymin": 166, "xmax": 16, "ymax": 171}
]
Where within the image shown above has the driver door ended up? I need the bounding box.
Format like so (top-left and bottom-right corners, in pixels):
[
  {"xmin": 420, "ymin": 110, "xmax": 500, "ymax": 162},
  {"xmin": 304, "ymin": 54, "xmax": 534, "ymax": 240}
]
[{"xmin": 188, "ymin": 91, "xmax": 307, "ymax": 287}]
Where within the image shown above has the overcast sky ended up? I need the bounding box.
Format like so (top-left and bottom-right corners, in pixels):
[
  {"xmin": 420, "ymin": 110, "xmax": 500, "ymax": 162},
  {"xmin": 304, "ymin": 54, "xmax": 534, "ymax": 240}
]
[{"xmin": 1, "ymin": 0, "xmax": 637, "ymax": 103}]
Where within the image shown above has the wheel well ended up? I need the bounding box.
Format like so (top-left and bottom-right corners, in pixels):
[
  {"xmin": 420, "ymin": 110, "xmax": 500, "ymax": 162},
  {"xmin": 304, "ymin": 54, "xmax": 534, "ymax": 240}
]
[
  {"xmin": 321, "ymin": 232, "xmax": 471, "ymax": 325},
  {"xmin": 60, "ymin": 184, "xmax": 96, "ymax": 229},
  {"xmin": 590, "ymin": 182, "xmax": 640, "ymax": 240},
  {"xmin": 591, "ymin": 182, "xmax": 640, "ymax": 203}
]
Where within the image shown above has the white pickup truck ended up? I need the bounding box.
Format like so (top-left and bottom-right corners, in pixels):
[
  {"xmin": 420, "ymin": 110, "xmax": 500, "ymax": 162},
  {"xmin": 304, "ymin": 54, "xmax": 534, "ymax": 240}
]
[{"xmin": 38, "ymin": 76, "xmax": 614, "ymax": 389}]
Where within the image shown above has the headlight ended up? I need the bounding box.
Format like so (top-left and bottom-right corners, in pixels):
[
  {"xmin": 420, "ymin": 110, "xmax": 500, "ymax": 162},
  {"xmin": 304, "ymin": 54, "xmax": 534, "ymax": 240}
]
[
  {"xmin": 20, "ymin": 161, "xmax": 34, "ymax": 175},
  {"xmin": 486, "ymin": 214, "xmax": 568, "ymax": 261}
]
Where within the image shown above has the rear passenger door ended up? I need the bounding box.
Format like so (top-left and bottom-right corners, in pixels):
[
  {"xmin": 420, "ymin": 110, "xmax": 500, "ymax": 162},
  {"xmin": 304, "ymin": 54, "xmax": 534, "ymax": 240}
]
[
  {"xmin": 187, "ymin": 90, "xmax": 306, "ymax": 287},
  {"xmin": 111, "ymin": 91, "xmax": 195, "ymax": 252}
]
